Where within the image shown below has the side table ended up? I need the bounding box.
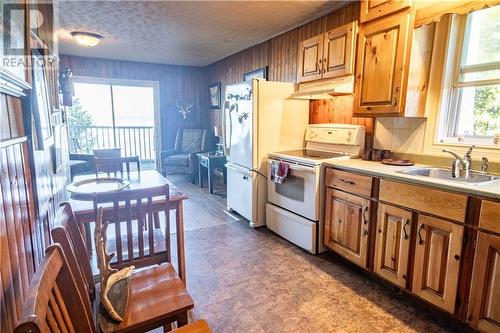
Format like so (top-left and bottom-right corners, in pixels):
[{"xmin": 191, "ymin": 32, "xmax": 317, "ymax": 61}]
[{"xmin": 197, "ymin": 152, "xmax": 227, "ymax": 194}]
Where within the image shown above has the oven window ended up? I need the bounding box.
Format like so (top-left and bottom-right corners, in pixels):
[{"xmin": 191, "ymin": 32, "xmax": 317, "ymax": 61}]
[{"xmin": 274, "ymin": 175, "xmax": 305, "ymax": 202}]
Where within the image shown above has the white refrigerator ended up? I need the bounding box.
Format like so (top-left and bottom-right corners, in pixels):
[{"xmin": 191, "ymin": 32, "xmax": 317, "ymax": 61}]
[{"xmin": 223, "ymin": 79, "xmax": 309, "ymax": 227}]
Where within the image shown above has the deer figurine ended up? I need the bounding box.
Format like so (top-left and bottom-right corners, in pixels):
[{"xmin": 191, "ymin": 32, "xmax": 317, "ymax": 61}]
[
  {"xmin": 94, "ymin": 207, "xmax": 135, "ymax": 322},
  {"xmin": 177, "ymin": 103, "xmax": 193, "ymax": 119}
]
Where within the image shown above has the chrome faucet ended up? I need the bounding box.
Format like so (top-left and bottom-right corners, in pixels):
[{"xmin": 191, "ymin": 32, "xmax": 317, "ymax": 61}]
[{"xmin": 442, "ymin": 145, "xmax": 475, "ymax": 179}]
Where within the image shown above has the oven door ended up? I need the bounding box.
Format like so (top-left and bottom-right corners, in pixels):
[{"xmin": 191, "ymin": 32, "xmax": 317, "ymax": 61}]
[{"xmin": 267, "ymin": 159, "xmax": 320, "ymax": 221}]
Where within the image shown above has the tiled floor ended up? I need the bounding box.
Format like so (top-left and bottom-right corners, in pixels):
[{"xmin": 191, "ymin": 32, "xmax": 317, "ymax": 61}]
[{"xmin": 160, "ymin": 175, "xmax": 470, "ymax": 333}]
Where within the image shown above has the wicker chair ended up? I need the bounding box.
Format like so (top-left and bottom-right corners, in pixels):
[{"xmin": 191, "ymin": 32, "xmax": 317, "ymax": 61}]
[{"xmin": 160, "ymin": 129, "xmax": 214, "ymax": 183}]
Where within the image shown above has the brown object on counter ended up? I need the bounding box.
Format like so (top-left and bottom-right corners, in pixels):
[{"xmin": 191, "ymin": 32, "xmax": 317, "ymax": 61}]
[
  {"xmin": 381, "ymin": 159, "xmax": 415, "ymax": 166},
  {"xmin": 372, "ymin": 149, "xmax": 383, "ymax": 161},
  {"xmin": 362, "ymin": 149, "xmax": 372, "ymax": 160},
  {"xmin": 382, "ymin": 150, "xmax": 392, "ymax": 159}
]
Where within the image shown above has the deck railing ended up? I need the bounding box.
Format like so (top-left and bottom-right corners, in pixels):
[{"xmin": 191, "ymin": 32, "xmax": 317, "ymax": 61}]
[{"xmin": 69, "ymin": 125, "xmax": 156, "ymax": 161}]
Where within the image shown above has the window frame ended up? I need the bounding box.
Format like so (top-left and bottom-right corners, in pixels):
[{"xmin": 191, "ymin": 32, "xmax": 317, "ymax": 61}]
[{"xmin": 437, "ymin": 10, "xmax": 500, "ymax": 145}]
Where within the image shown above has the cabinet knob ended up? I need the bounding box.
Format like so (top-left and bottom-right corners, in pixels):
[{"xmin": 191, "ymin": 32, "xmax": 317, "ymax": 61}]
[
  {"xmin": 454, "ymin": 255, "xmax": 460, "ymax": 260},
  {"xmin": 363, "ymin": 229, "xmax": 369, "ymax": 237}
]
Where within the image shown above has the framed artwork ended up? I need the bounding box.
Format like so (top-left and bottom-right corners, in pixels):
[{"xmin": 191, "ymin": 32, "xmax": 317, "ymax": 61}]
[
  {"xmin": 244, "ymin": 66, "xmax": 268, "ymax": 82},
  {"xmin": 32, "ymin": 48, "xmax": 53, "ymax": 149},
  {"xmin": 0, "ymin": 1, "xmax": 31, "ymax": 96},
  {"xmin": 208, "ymin": 82, "xmax": 221, "ymax": 109}
]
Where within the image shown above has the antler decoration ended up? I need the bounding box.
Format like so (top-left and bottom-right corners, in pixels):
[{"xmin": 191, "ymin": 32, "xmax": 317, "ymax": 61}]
[
  {"xmin": 176, "ymin": 103, "xmax": 193, "ymax": 119},
  {"xmin": 94, "ymin": 208, "xmax": 135, "ymax": 322}
]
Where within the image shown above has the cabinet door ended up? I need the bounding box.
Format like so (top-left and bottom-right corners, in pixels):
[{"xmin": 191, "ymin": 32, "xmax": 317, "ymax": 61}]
[
  {"xmin": 467, "ymin": 232, "xmax": 500, "ymax": 333},
  {"xmin": 360, "ymin": 0, "xmax": 412, "ymax": 23},
  {"xmin": 324, "ymin": 188, "xmax": 370, "ymax": 268},
  {"xmin": 412, "ymin": 215, "xmax": 464, "ymax": 313},
  {"xmin": 297, "ymin": 35, "xmax": 324, "ymax": 82},
  {"xmin": 322, "ymin": 22, "xmax": 357, "ymax": 79},
  {"xmin": 374, "ymin": 204, "xmax": 412, "ymax": 288},
  {"xmin": 353, "ymin": 9, "xmax": 414, "ymax": 116}
]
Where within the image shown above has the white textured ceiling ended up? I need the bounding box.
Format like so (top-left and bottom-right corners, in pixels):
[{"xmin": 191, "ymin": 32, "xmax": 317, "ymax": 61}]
[{"xmin": 57, "ymin": 0, "xmax": 348, "ymax": 66}]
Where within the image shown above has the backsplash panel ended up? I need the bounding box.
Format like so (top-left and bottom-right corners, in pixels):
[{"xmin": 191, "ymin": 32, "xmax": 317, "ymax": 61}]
[{"xmin": 374, "ymin": 117, "xmax": 426, "ymax": 153}]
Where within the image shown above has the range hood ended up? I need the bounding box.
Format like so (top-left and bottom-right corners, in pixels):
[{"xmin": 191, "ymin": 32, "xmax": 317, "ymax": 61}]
[{"xmin": 291, "ymin": 75, "xmax": 354, "ymax": 100}]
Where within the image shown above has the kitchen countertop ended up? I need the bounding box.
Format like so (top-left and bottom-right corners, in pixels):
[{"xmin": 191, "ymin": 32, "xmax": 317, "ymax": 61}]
[{"xmin": 324, "ymin": 159, "xmax": 500, "ymax": 200}]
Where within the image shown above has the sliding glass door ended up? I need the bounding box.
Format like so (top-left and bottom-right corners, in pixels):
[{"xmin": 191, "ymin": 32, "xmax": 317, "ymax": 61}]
[{"xmin": 68, "ymin": 77, "xmax": 159, "ymax": 167}]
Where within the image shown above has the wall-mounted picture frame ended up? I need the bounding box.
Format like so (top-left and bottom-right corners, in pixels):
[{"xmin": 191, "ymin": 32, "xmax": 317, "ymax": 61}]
[
  {"xmin": 0, "ymin": 1, "xmax": 31, "ymax": 96},
  {"xmin": 32, "ymin": 48, "xmax": 53, "ymax": 150},
  {"xmin": 208, "ymin": 82, "xmax": 221, "ymax": 109},
  {"xmin": 244, "ymin": 66, "xmax": 268, "ymax": 82}
]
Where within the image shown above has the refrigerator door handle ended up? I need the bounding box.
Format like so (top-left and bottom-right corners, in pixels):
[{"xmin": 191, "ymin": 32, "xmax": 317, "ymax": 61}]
[
  {"xmin": 226, "ymin": 163, "xmax": 252, "ymax": 177},
  {"xmin": 223, "ymin": 100, "xmax": 232, "ymax": 156}
]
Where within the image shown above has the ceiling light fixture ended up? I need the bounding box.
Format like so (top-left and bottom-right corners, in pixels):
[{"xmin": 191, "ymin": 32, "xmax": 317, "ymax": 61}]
[{"xmin": 70, "ymin": 31, "xmax": 103, "ymax": 47}]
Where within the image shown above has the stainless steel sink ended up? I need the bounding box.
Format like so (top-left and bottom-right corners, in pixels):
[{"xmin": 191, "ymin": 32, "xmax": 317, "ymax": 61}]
[{"xmin": 397, "ymin": 167, "xmax": 499, "ymax": 184}]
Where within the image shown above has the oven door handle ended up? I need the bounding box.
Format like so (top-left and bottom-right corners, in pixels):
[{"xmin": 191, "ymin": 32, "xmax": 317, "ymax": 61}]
[{"xmin": 268, "ymin": 160, "xmax": 314, "ymax": 173}]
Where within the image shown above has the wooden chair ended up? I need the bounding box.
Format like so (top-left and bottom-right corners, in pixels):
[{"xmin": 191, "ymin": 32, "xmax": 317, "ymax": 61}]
[
  {"xmin": 14, "ymin": 244, "xmax": 97, "ymax": 333},
  {"xmin": 95, "ymin": 156, "xmax": 141, "ymax": 177},
  {"xmin": 51, "ymin": 202, "xmax": 194, "ymax": 332},
  {"xmin": 171, "ymin": 320, "xmax": 212, "ymax": 333},
  {"xmin": 91, "ymin": 184, "xmax": 170, "ymax": 271}
]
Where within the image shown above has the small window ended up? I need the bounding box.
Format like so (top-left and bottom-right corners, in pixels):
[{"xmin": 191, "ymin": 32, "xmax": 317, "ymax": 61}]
[{"xmin": 438, "ymin": 7, "xmax": 500, "ymax": 145}]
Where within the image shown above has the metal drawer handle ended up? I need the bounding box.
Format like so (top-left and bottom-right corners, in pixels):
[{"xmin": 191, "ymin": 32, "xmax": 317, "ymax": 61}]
[
  {"xmin": 338, "ymin": 178, "xmax": 356, "ymax": 186},
  {"xmin": 362, "ymin": 207, "xmax": 369, "ymax": 225},
  {"xmin": 402, "ymin": 219, "xmax": 410, "ymax": 240},
  {"xmin": 417, "ymin": 223, "xmax": 425, "ymax": 245}
]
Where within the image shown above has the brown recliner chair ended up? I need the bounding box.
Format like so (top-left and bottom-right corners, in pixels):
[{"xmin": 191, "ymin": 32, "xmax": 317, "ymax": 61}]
[{"xmin": 160, "ymin": 129, "xmax": 215, "ymax": 183}]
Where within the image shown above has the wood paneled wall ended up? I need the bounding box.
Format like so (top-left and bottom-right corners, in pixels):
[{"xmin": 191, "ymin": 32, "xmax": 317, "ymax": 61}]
[
  {"xmin": 205, "ymin": 2, "xmax": 374, "ymax": 145},
  {"xmin": 0, "ymin": 138, "xmax": 39, "ymax": 332},
  {"xmin": 59, "ymin": 56, "xmax": 208, "ymax": 149}
]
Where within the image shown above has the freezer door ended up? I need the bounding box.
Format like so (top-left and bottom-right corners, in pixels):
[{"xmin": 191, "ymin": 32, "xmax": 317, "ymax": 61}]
[
  {"xmin": 224, "ymin": 82, "xmax": 253, "ymax": 169},
  {"xmin": 226, "ymin": 163, "xmax": 253, "ymax": 222}
]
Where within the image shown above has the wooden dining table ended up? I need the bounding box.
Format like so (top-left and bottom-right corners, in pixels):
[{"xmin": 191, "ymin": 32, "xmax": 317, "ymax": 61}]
[{"xmin": 68, "ymin": 170, "xmax": 189, "ymax": 284}]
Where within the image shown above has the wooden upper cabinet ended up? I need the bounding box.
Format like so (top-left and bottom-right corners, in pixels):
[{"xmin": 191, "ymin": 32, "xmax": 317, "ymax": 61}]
[
  {"xmin": 324, "ymin": 188, "xmax": 371, "ymax": 268},
  {"xmin": 322, "ymin": 22, "xmax": 357, "ymax": 79},
  {"xmin": 360, "ymin": 0, "xmax": 412, "ymax": 23},
  {"xmin": 468, "ymin": 232, "xmax": 500, "ymax": 333},
  {"xmin": 353, "ymin": 8, "xmax": 415, "ymax": 116},
  {"xmin": 297, "ymin": 35, "xmax": 323, "ymax": 82},
  {"xmin": 412, "ymin": 215, "xmax": 464, "ymax": 314},
  {"xmin": 297, "ymin": 22, "xmax": 358, "ymax": 83},
  {"xmin": 374, "ymin": 204, "xmax": 412, "ymax": 288}
]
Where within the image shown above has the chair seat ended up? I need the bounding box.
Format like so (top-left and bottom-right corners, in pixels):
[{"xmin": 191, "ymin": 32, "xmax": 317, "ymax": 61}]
[
  {"xmin": 172, "ymin": 320, "xmax": 212, "ymax": 333},
  {"xmin": 97, "ymin": 263, "xmax": 194, "ymax": 333},
  {"xmin": 164, "ymin": 154, "xmax": 190, "ymax": 167}
]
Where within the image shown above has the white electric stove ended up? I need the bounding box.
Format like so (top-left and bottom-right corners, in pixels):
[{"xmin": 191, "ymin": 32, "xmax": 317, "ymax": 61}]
[{"xmin": 266, "ymin": 124, "xmax": 365, "ymax": 254}]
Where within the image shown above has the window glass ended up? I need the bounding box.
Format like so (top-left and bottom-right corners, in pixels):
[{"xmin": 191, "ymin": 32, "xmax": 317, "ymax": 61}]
[
  {"xmin": 462, "ymin": 6, "xmax": 500, "ymax": 67},
  {"xmin": 455, "ymin": 84, "xmax": 500, "ymax": 137}
]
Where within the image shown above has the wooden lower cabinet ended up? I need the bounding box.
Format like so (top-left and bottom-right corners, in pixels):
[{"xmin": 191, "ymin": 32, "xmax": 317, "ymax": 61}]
[
  {"xmin": 467, "ymin": 232, "xmax": 500, "ymax": 333},
  {"xmin": 412, "ymin": 214, "xmax": 464, "ymax": 313},
  {"xmin": 324, "ymin": 188, "xmax": 370, "ymax": 267},
  {"xmin": 374, "ymin": 204, "xmax": 412, "ymax": 288}
]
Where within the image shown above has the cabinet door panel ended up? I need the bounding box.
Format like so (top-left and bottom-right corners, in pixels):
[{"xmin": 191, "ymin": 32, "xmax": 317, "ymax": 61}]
[
  {"xmin": 354, "ymin": 9, "xmax": 414, "ymax": 116},
  {"xmin": 324, "ymin": 189, "xmax": 370, "ymax": 268},
  {"xmin": 323, "ymin": 22, "xmax": 357, "ymax": 79},
  {"xmin": 412, "ymin": 215, "xmax": 463, "ymax": 314},
  {"xmin": 297, "ymin": 35, "xmax": 323, "ymax": 82},
  {"xmin": 468, "ymin": 232, "xmax": 500, "ymax": 333},
  {"xmin": 374, "ymin": 204, "xmax": 412, "ymax": 288},
  {"xmin": 360, "ymin": 0, "xmax": 412, "ymax": 23}
]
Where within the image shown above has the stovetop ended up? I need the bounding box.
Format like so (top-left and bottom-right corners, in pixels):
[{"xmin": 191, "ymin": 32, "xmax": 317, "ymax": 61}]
[{"xmin": 268, "ymin": 149, "xmax": 353, "ymax": 166}]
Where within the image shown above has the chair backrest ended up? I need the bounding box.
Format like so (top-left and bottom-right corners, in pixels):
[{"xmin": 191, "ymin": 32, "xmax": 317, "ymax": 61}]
[
  {"xmin": 14, "ymin": 245, "xmax": 96, "ymax": 333},
  {"xmin": 51, "ymin": 202, "xmax": 96, "ymax": 301},
  {"xmin": 95, "ymin": 156, "xmax": 141, "ymax": 177},
  {"xmin": 177, "ymin": 129, "xmax": 208, "ymax": 153},
  {"xmin": 92, "ymin": 184, "xmax": 171, "ymax": 270}
]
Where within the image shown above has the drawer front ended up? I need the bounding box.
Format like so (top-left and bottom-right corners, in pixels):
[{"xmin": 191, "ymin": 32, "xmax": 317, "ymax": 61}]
[
  {"xmin": 379, "ymin": 180, "xmax": 467, "ymax": 222},
  {"xmin": 479, "ymin": 200, "xmax": 500, "ymax": 234},
  {"xmin": 325, "ymin": 169, "xmax": 373, "ymax": 197}
]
